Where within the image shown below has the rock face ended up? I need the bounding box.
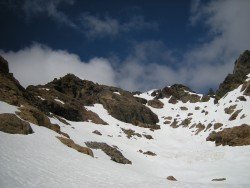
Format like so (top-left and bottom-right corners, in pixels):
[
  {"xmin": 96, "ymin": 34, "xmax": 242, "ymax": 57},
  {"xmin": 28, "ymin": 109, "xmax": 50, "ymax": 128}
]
[
  {"xmin": 151, "ymin": 84, "xmax": 202, "ymax": 103},
  {"xmin": 0, "ymin": 56, "xmax": 9, "ymax": 73},
  {"xmin": 147, "ymin": 99, "xmax": 164, "ymax": 108},
  {"xmin": 216, "ymin": 50, "xmax": 250, "ymax": 98},
  {"xmin": 85, "ymin": 141, "xmax": 132, "ymax": 164},
  {"xmin": 38, "ymin": 74, "xmax": 159, "ymax": 129},
  {"xmin": 27, "ymin": 85, "xmax": 107, "ymax": 124},
  {"xmin": 0, "ymin": 59, "xmax": 27, "ymax": 106},
  {"xmin": 0, "ymin": 113, "xmax": 33, "ymax": 134},
  {"xmin": 206, "ymin": 124, "xmax": 250, "ymax": 146}
]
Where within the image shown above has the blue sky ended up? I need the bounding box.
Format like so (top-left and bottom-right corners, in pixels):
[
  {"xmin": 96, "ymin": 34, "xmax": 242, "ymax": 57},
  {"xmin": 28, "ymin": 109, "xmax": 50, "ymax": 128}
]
[{"xmin": 1, "ymin": 0, "xmax": 250, "ymax": 93}]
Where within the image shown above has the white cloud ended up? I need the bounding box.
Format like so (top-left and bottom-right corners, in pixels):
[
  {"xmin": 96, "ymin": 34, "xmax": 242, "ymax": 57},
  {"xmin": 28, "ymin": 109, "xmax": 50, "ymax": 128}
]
[
  {"xmin": 1, "ymin": 0, "xmax": 249, "ymax": 93},
  {"xmin": 0, "ymin": 44, "xmax": 116, "ymax": 88},
  {"xmin": 81, "ymin": 14, "xmax": 158, "ymax": 38},
  {"xmin": 184, "ymin": 0, "xmax": 250, "ymax": 90},
  {"xmin": 23, "ymin": 0, "xmax": 76, "ymax": 28}
]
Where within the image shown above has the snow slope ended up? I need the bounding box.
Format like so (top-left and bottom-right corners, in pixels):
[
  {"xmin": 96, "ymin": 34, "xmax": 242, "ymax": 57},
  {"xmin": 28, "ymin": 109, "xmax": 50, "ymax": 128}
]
[{"xmin": 0, "ymin": 81, "xmax": 250, "ymax": 187}]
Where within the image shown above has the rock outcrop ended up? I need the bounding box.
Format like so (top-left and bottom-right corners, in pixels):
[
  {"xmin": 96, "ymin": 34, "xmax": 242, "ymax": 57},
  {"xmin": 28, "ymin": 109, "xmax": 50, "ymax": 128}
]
[
  {"xmin": 151, "ymin": 84, "xmax": 202, "ymax": 103},
  {"xmin": 38, "ymin": 74, "xmax": 159, "ymax": 129},
  {"xmin": 206, "ymin": 124, "xmax": 250, "ymax": 146},
  {"xmin": 57, "ymin": 136, "xmax": 94, "ymax": 157},
  {"xmin": 0, "ymin": 113, "xmax": 33, "ymax": 134},
  {"xmin": 85, "ymin": 142, "xmax": 132, "ymax": 164},
  {"xmin": 216, "ymin": 50, "xmax": 250, "ymax": 98}
]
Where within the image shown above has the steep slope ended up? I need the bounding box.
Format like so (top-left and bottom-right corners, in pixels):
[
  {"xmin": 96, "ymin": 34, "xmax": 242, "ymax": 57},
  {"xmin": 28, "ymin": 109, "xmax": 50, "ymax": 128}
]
[
  {"xmin": 216, "ymin": 50, "xmax": 250, "ymax": 98},
  {"xmin": 27, "ymin": 74, "xmax": 159, "ymax": 129}
]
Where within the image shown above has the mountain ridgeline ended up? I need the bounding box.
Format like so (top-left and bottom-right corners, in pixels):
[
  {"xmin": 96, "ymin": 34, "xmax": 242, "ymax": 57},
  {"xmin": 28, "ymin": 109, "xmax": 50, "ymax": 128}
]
[{"xmin": 0, "ymin": 50, "xmax": 250, "ymax": 146}]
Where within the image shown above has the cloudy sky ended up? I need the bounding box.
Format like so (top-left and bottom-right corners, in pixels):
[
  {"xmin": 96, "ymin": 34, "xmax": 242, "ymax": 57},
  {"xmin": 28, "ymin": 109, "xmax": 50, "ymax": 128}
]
[{"xmin": 0, "ymin": 0, "xmax": 250, "ymax": 93}]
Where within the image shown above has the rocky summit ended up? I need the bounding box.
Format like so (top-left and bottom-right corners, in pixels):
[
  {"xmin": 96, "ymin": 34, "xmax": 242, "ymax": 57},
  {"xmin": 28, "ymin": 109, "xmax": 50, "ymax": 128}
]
[{"xmin": 0, "ymin": 51, "xmax": 250, "ymax": 187}]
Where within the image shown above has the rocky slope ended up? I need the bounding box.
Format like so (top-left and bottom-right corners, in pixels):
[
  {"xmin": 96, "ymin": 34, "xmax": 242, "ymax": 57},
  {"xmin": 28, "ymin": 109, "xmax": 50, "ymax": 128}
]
[{"xmin": 0, "ymin": 51, "xmax": 250, "ymax": 187}]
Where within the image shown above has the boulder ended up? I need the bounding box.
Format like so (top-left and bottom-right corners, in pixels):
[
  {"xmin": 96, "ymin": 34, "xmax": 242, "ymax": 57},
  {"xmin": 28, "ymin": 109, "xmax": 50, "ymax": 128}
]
[
  {"xmin": 166, "ymin": 176, "xmax": 177, "ymax": 181},
  {"xmin": 0, "ymin": 113, "xmax": 33, "ymax": 134},
  {"xmin": 206, "ymin": 124, "xmax": 250, "ymax": 146}
]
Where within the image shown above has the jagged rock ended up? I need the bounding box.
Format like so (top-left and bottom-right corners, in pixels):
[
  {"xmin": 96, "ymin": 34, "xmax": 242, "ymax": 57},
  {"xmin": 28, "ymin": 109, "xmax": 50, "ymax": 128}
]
[
  {"xmin": 214, "ymin": 123, "xmax": 223, "ymax": 130},
  {"xmin": 224, "ymin": 105, "xmax": 236, "ymax": 114},
  {"xmin": 27, "ymin": 85, "xmax": 107, "ymax": 124},
  {"xmin": 205, "ymin": 123, "xmax": 212, "ymax": 132},
  {"xmin": 216, "ymin": 50, "xmax": 250, "ymax": 98},
  {"xmin": 212, "ymin": 178, "xmax": 226, "ymax": 181},
  {"xmin": 0, "ymin": 56, "xmax": 9, "ymax": 73},
  {"xmin": 143, "ymin": 134, "xmax": 153, "ymax": 139},
  {"xmin": 0, "ymin": 113, "xmax": 33, "ymax": 134},
  {"xmin": 206, "ymin": 124, "xmax": 250, "ymax": 146},
  {"xmin": 229, "ymin": 109, "xmax": 242, "ymax": 121},
  {"xmin": 195, "ymin": 106, "xmax": 200, "ymax": 110},
  {"xmin": 57, "ymin": 136, "xmax": 93, "ymax": 157},
  {"xmin": 121, "ymin": 128, "xmax": 141, "ymax": 138},
  {"xmin": 180, "ymin": 106, "xmax": 188, "ymax": 111},
  {"xmin": 164, "ymin": 116, "xmax": 172, "ymax": 120},
  {"xmin": 16, "ymin": 105, "xmax": 61, "ymax": 133},
  {"xmin": 0, "ymin": 67, "xmax": 27, "ymax": 106},
  {"xmin": 92, "ymin": 130, "xmax": 102, "ymax": 136},
  {"xmin": 170, "ymin": 119, "xmax": 179, "ymax": 128},
  {"xmin": 85, "ymin": 142, "xmax": 131, "ymax": 164},
  {"xmin": 43, "ymin": 74, "xmax": 159, "ymax": 129},
  {"xmin": 195, "ymin": 123, "xmax": 205, "ymax": 134},
  {"xmin": 152, "ymin": 84, "xmax": 201, "ymax": 103},
  {"xmin": 201, "ymin": 95, "xmax": 210, "ymax": 102},
  {"xmin": 166, "ymin": 176, "xmax": 177, "ymax": 181},
  {"xmin": 143, "ymin": 151, "xmax": 156, "ymax": 156},
  {"xmin": 237, "ymin": 96, "xmax": 246, "ymax": 101},
  {"xmin": 180, "ymin": 118, "xmax": 192, "ymax": 127},
  {"xmin": 240, "ymin": 114, "xmax": 246, "ymax": 119},
  {"xmin": 147, "ymin": 99, "xmax": 164, "ymax": 108},
  {"xmin": 241, "ymin": 80, "xmax": 250, "ymax": 96},
  {"xmin": 164, "ymin": 120, "xmax": 171, "ymax": 124}
]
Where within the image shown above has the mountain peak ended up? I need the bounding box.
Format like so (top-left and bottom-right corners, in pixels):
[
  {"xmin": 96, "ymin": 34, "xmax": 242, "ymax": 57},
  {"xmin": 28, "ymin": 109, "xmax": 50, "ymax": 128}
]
[
  {"xmin": 216, "ymin": 50, "xmax": 250, "ymax": 98},
  {"xmin": 0, "ymin": 55, "xmax": 9, "ymax": 73}
]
